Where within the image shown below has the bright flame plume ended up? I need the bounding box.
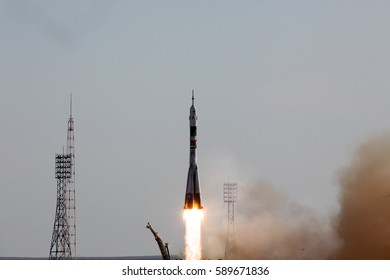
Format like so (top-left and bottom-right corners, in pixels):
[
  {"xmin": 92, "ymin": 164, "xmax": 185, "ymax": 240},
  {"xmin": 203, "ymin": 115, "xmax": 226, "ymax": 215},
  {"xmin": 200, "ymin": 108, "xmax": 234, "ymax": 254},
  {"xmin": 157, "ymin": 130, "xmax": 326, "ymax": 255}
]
[{"xmin": 183, "ymin": 209, "xmax": 203, "ymax": 260}]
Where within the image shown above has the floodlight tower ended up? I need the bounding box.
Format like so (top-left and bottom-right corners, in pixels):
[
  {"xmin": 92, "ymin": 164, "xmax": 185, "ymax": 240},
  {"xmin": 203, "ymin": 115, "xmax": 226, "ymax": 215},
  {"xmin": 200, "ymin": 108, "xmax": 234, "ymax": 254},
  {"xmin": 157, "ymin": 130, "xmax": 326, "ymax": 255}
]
[
  {"xmin": 223, "ymin": 182, "xmax": 238, "ymax": 259},
  {"xmin": 49, "ymin": 95, "xmax": 76, "ymax": 259},
  {"xmin": 49, "ymin": 154, "xmax": 72, "ymax": 259}
]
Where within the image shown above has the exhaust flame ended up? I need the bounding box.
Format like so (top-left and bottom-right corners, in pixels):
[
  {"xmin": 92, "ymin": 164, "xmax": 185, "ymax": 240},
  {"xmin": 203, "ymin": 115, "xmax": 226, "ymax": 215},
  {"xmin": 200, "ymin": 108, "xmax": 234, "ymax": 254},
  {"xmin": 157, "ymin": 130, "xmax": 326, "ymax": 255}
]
[{"xmin": 183, "ymin": 209, "xmax": 203, "ymax": 260}]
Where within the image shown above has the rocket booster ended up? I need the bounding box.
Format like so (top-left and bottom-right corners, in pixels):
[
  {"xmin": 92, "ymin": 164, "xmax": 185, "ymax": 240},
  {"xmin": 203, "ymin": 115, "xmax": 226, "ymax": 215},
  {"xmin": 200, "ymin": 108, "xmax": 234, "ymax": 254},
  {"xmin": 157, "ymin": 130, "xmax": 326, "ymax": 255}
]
[{"xmin": 184, "ymin": 91, "xmax": 202, "ymax": 209}]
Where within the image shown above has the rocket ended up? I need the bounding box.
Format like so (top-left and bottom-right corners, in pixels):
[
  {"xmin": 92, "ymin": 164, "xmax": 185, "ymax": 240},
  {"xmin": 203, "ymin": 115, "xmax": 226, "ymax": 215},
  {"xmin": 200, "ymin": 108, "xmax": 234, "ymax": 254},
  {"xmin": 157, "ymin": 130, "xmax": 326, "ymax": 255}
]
[{"xmin": 184, "ymin": 90, "xmax": 202, "ymax": 209}]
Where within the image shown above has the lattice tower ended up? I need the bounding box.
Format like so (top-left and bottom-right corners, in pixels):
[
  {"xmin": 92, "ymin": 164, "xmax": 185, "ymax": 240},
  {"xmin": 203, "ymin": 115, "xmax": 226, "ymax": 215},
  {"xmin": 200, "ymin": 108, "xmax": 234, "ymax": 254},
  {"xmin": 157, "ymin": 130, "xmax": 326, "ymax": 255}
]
[
  {"xmin": 223, "ymin": 182, "xmax": 238, "ymax": 259},
  {"xmin": 49, "ymin": 154, "xmax": 72, "ymax": 259},
  {"xmin": 49, "ymin": 95, "xmax": 76, "ymax": 259}
]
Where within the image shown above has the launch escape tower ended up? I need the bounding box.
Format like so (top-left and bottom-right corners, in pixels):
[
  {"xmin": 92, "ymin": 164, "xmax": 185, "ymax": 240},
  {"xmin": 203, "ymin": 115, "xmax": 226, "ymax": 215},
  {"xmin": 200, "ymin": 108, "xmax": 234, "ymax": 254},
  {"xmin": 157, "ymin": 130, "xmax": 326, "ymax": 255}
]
[
  {"xmin": 223, "ymin": 182, "xmax": 238, "ymax": 259},
  {"xmin": 49, "ymin": 96, "xmax": 76, "ymax": 259}
]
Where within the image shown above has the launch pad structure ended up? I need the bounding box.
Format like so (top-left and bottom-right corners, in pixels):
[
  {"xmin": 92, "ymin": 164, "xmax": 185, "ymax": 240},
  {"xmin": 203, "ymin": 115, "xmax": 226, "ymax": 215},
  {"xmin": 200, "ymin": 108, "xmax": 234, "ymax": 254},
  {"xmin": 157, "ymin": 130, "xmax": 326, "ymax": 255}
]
[
  {"xmin": 146, "ymin": 223, "xmax": 170, "ymax": 260},
  {"xmin": 224, "ymin": 182, "xmax": 238, "ymax": 259},
  {"xmin": 49, "ymin": 95, "xmax": 76, "ymax": 260}
]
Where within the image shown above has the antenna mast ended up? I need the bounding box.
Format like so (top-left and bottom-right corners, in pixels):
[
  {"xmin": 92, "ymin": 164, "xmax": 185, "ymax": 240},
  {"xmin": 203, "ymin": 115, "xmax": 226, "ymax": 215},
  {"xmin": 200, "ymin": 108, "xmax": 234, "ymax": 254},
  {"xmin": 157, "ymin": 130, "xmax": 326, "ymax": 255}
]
[{"xmin": 66, "ymin": 93, "xmax": 76, "ymax": 257}]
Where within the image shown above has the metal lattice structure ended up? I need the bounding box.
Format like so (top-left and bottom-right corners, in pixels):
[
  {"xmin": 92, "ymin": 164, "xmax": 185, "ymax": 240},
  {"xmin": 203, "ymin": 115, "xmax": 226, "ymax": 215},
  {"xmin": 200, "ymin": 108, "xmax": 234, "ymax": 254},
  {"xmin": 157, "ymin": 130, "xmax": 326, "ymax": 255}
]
[
  {"xmin": 49, "ymin": 95, "xmax": 76, "ymax": 259},
  {"xmin": 66, "ymin": 96, "xmax": 76, "ymax": 257},
  {"xmin": 223, "ymin": 182, "xmax": 238, "ymax": 259},
  {"xmin": 49, "ymin": 154, "xmax": 72, "ymax": 259}
]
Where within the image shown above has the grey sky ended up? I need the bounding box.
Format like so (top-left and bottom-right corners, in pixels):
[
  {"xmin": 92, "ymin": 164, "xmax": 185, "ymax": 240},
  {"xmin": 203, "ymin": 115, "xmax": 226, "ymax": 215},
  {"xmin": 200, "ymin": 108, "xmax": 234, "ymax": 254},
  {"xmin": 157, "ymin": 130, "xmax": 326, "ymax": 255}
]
[{"xmin": 0, "ymin": 0, "xmax": 390, "ymax": 257}]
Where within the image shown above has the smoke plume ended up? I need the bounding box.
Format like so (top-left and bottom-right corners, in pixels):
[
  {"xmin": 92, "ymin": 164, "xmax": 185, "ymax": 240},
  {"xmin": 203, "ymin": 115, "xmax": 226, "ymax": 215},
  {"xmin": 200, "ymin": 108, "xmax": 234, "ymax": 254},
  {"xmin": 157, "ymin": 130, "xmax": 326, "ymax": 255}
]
[
  {"xmin": 335, "ymin": 135, "xmax": 390, "ymax": 259},
  {"xmin": 203, "ymin": 135, "xmax": 390, "ymax": 259},
  {"xmin": 203, "ymin": 182, "xmax": 341, "ymax": 259}
]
